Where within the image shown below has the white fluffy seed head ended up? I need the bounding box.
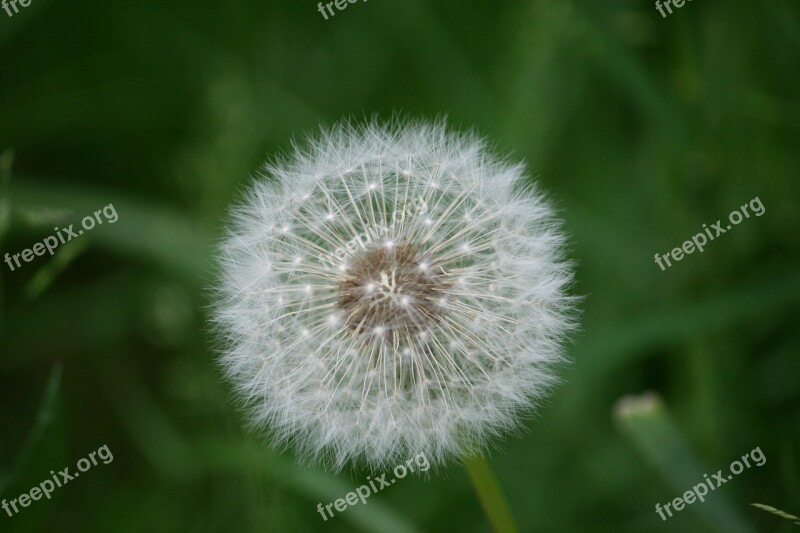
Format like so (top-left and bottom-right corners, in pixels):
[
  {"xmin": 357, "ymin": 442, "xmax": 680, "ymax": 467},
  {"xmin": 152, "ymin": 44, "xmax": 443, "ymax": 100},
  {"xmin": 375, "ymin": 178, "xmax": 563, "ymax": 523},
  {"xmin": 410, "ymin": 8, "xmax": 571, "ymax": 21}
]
[{"xmin": 213, "ymin": 120, "xmax": 576, "ymax": 471}]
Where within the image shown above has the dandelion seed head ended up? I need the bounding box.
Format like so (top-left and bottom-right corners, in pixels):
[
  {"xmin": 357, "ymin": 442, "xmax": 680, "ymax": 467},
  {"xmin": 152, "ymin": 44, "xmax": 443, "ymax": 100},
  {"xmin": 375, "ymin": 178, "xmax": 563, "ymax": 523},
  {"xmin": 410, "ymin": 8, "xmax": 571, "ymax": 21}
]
[{"xmin": 214, "ymin": 119, "xmax": 576, "ymax": 470}]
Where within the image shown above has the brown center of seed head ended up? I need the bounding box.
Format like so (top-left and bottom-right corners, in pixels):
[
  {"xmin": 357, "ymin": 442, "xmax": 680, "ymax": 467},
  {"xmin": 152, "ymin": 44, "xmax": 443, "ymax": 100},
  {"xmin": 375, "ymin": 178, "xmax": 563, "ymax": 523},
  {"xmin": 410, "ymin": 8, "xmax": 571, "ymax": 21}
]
[{"xmin": 337, "ymin": 243, "xmax": 449, "ymax": 339}]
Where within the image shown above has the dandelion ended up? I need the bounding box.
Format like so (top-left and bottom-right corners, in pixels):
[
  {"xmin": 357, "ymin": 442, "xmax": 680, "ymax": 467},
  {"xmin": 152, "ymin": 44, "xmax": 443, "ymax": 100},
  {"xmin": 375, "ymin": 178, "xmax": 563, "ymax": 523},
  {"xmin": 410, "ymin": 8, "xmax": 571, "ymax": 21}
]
[{"xmin": 214, "ymin": 120, "xmax": 575, "ymax": 473}]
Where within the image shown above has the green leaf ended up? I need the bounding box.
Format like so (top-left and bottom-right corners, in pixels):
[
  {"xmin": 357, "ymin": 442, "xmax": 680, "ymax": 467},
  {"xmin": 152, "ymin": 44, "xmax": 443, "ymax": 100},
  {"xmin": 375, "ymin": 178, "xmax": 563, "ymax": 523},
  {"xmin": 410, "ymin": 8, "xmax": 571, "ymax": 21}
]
[
  {"xmin": 197, "ymin": 438, "xmax": 424, "ymax": 533},
  {"xmin": 0, "ymin": 362, "xmax": 63, "ymax": 496},
  {"xmin": 9, "ymin": 179, "xmax": 212, "ymax": 281},
  {"xmin": 578, "ymin": 270, "xmax": 800, "ymax": 378},
  {"xmin": 751, "ymin": 503, "xmax": 800, "ymax": 525},
  {"xmin": 615, "ymin": 392, "xmax": 753, "ymax": 533},
  {"xmin": 24, "ymin": 239, "xmax": 89, "ymax": 300}
]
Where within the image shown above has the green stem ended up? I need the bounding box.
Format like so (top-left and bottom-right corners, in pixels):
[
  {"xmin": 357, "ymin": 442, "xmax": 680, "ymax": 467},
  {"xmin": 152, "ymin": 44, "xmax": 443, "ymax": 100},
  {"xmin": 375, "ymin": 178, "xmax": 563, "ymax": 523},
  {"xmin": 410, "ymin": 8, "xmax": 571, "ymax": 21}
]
[{"xmin": 463, "ymin": 454, "xmax": 519, "ymax": 533}]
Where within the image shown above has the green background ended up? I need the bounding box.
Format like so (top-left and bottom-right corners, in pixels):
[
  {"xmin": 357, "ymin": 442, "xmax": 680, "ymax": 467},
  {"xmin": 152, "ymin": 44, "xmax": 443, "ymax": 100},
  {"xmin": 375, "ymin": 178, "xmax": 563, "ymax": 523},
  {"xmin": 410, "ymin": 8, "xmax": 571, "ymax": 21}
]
[{"xmin": 1, "ymin": 0, "xmax": 799, "ymax": 531}]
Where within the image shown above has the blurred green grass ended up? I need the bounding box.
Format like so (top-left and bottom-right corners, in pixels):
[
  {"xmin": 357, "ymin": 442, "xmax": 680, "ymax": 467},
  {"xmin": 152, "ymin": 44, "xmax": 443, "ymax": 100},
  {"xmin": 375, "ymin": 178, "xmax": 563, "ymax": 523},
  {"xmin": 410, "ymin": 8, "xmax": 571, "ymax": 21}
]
[{"xmin": 1, "ymin": 0, "xmax": 799, "ymax": 531}]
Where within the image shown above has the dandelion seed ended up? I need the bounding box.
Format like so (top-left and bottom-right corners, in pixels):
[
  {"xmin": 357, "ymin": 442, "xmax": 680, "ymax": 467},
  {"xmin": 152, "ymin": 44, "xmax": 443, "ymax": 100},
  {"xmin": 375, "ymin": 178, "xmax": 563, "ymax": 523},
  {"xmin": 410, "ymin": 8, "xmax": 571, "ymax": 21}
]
[{"xmin": 213, "ymin": 120, "xmax": 575, "ymax": 470}]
